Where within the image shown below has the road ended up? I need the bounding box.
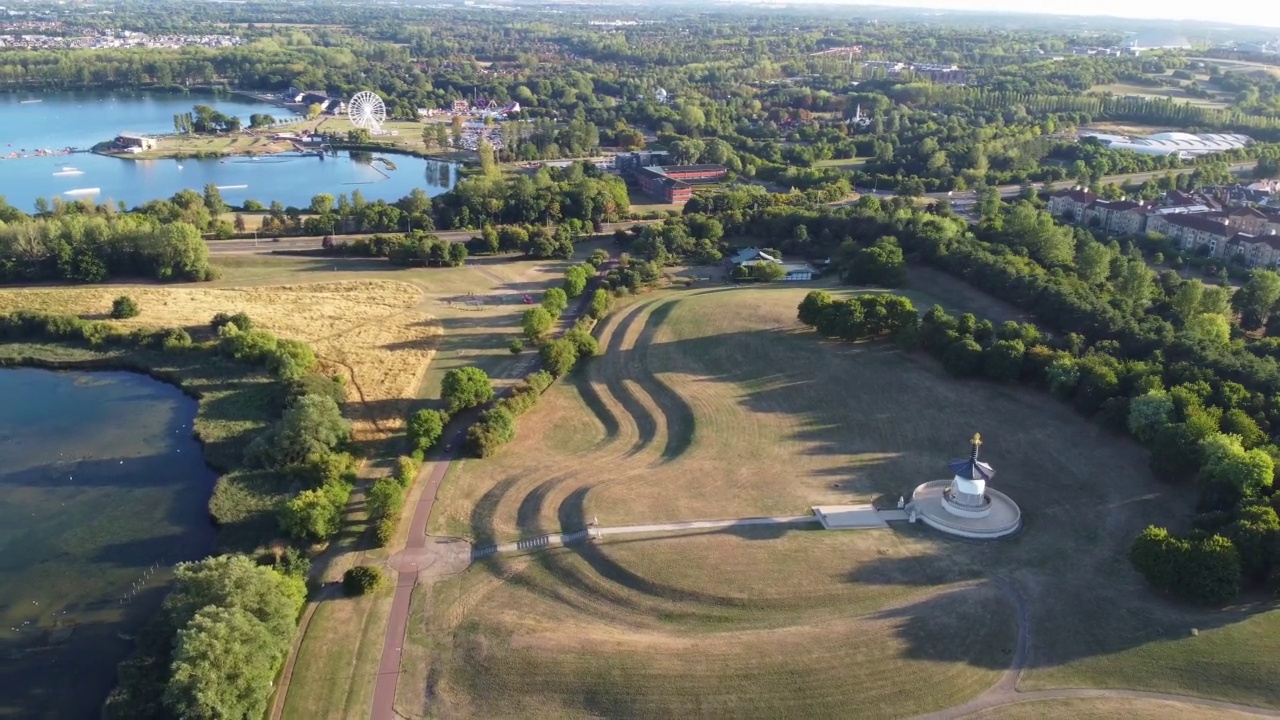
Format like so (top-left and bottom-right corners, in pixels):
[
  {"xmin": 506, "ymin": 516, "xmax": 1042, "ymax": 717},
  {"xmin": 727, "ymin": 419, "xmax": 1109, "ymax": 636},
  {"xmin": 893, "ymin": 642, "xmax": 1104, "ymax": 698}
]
[{"xmin": 205, "ymin": 222, "xmax": 647, "ymax": 255}]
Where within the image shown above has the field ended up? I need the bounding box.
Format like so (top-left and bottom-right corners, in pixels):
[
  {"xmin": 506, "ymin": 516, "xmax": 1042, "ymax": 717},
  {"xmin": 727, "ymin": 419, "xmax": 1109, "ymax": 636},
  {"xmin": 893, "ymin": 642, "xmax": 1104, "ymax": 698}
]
[
  {"xmin": 123, "ymin": 133, "xmax": 296, "ymax": 160},
  {"xmin": 967, "ymin": 697, "xmax": 1265, "ymax": 719},
  {"xmin": 400, "ymin": 283, "xmax": 1280, "ymax": 718},
  {"xmin": 0, "ymin": 280, "xmax": 433, "ymax": 445},
  {"xmin": 1089, "ymin": 82, "xmax": 1230, "ymax": 109}
]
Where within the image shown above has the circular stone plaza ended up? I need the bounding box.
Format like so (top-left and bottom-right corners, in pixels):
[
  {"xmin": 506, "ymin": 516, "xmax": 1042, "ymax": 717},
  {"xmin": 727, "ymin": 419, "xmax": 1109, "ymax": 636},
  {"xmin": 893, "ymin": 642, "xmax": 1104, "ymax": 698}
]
[{"xmin": 907, "ymin": 433, "xmax": 1022, "ymax": 540}]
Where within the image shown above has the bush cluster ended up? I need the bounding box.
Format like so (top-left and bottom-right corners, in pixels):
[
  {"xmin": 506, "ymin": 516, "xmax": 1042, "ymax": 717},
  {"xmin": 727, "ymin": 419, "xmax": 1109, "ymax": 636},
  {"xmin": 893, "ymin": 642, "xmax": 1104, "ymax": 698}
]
[
  {"xmin": 322, "ymin": 231, "xmax": 468, "ymax": 266},
  {"xmin": 111, "ymin": 295, "xmax": 140, "ymax": 319},
  {"xmin": 466, "ymin": 371, "xmax": 554, "ymax": 457},
  {"xmin": 342, "ymin": 565, "xmax": 385, "ymax": 596},
  {"xmin": 796, "ymin": 291, "xmax": 919, "ymax": 342}
]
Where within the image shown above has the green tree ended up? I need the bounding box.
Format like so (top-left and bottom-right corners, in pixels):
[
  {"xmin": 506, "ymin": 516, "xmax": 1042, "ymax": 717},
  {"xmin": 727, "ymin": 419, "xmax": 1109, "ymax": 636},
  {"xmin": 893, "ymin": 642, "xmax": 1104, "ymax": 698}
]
[
  {"xmin": 750, "ymin": 261, "xmax": 786, "ymax": 282},
  {"xmin": 440, "ymin": 366, "xmax": 494, "ymax": 413},
  {"xmin": 309, "ymin": 193, "xmax": 335, "ymax": 215},
  {"xmin": 540, "ymin": 337, "xmax": 579, "ymax": 377},
  {"xmin": 588, "ymin": 288, "xmax": 614, "ymax": 319},
  {"xmin": 280, "ymin": 488, "xmax": 343, "ymax": 542},
  {"xmin": 522, "ymin": 306, "xmax": 555, "ymax": 341},
  {"xmin": 1226, "ymin": 505, "xmax": 1280, "ymax": 583},
  {"xmin": 165, "ymin": 606, "xmax": 280, "ymax": 720},
  {"xmin": 982, "ymin": 339, "xmax": 1025, "ymax": 382},
  {"xmin": 1184, "ymin": 313, "xmax": 1230, "ymax": 346},
  {"xmin": 798, "ymin": 290, "xmax": 834, "ymax": 327},
  {"xmin": 406, "ymin": 408, "xmax": 447, "ymax": 453},
  {"xmin": 1127, "ymin": 390, "xmax": 1174, "ymax": 443},
  {"xmin": 202, "ymin": 183, "xmax": 226, "ymax": 216},
  {"xmin": 1232, "ymin": 270, "xmax": 1280, "ymax": 330},
  {"xmin": 246, "ymin": 394, "xmax": 351, "ymax": 469},
  {"xmin": 564, "ymin": 264, "xmax": 591, "ymax": 297},
  {"xmin": 343, "ymin": 566, "xmax": 385, "ymax": 596},
  {"xmin": 542, "ymin": 287, "xmax": 569, "ymax": 316},
  {"xmin": 164, "ymin": 554, "xmax": 304, "ymax": 644},
  {"xmin": 478, "ymin": 139, "xmax": 499, "ymax": 177},
  {"xmin": 847, "ymin": 236, "xmax": 906, "ymax": 287},
  {"xmin": 943, "ymin": 338, "xmax": 984, "ymax": 377},
  {"xmin": 367, "ymin": 477, "xmax": 405, "ymax": 518},
  {"xmin": 1170, "ymin": 279, "xmax": 1204, "ymax": 324}
]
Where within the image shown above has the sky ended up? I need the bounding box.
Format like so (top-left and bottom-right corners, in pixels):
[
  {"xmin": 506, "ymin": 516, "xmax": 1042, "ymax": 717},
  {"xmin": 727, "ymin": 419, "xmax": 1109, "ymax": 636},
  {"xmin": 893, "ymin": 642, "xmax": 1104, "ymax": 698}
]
[{"xmin": 813, "ymin": 0, "xmax": 1280, "ymax": 28}]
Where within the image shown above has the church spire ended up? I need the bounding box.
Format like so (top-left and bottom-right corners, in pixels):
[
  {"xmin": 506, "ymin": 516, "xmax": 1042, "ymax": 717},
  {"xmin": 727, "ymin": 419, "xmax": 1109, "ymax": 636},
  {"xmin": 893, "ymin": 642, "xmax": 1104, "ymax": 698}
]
[{"xmin": 971, "ymin": 432, "xmax": 982, "ymax": 462}]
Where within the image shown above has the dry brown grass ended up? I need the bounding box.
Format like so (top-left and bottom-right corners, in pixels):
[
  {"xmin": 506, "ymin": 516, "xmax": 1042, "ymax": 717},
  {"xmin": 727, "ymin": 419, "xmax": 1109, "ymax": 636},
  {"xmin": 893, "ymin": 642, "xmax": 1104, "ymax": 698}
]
[
  {"xmin": 405, "ymin": 535, "xmax": 1014, "ymax": 719},
  {"xmin": 966, "ymin": 697, "xmax": 1264, "ymax": 720},
  {"xmin": 413, "ymin": 283, "xmax": 1279, "ymax": 715},
  {"xmin": 0, "ymin": 281, "xmax": 435, "ymax": 442}
]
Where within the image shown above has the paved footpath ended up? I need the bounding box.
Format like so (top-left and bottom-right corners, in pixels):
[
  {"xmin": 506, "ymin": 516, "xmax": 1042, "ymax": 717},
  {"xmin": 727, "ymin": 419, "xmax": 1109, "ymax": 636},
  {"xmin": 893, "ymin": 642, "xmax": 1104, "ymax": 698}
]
[
  {"xmin": 368, "ymin": 280, "xmax": 596, "ymax": 720},
  {"xmin": 369, "ymin": 446, "xmax": 456, "ymax": 720}
]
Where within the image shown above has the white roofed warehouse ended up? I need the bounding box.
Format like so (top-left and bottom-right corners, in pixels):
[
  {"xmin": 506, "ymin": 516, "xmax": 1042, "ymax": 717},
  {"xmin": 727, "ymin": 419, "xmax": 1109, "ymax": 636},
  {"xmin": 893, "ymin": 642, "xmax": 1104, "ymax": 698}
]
[{"xmin": 1080, "ymin": 131, "xmax": 1252, "ymax": 159}]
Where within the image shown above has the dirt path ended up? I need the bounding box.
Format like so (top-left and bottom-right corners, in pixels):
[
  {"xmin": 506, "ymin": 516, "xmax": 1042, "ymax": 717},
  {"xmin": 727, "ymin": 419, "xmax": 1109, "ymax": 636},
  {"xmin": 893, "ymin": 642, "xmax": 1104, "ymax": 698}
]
[{"xmin": 914, "ymin": 577, "xmax": 1280, "ymax": 719}]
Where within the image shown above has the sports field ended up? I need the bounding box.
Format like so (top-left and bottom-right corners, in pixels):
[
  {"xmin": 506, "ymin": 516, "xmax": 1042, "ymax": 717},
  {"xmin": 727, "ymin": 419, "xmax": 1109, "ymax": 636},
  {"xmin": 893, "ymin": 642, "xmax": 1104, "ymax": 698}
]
[{"xmin": 400, "ymin": 284, "xmax": 1280, "ymax": 718}]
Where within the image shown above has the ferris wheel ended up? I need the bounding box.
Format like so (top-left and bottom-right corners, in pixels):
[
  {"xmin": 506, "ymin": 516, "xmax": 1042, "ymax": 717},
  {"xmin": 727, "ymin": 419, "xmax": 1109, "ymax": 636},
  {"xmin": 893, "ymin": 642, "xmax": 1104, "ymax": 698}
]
[{"xmin": 348, "ymin": 91, "xmax": 387, "ymax": 132}]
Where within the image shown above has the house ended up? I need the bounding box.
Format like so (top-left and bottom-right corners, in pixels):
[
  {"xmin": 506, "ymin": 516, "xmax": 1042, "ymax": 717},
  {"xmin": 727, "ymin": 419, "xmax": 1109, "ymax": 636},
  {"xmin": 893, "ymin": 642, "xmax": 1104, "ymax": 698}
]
[
  {"xmin": 1082, "ymin": 199, "xmax": 1150, "ymax": 235},
  {"xmin": 724, "ymin": 248, "xmax": 816, "ymax": 281},
  {"xmin": 115, "ymin": 132, "xmax": 156, "ymax": 152},
  {"xmin": 1047, "ymin": 189, "xmax": 1098, "ymax": 222},
  {"xmin": 1148, "ymin": 213, "xmax": 1235, "ymax": 257},
  {"xmin": 1223, "ymin": 233, "xmax": 1280, "ymax": 268},
  {"xmin": 1224, "ymin": 206, "xmax": 1271, "ymax": 235}
]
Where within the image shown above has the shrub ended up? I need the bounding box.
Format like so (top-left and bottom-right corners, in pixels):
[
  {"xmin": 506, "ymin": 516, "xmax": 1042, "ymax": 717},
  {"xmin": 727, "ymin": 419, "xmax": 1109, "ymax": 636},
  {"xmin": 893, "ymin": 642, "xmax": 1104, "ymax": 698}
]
[
  {"xmin": 211, "ymin": 312, "xmax": 254, "ymax": 332},
  {"xmin": 1130, "ymin": 525, "xmax": 1242, "ymax": 605},
  {"xmin": 374, "ymin": 517, "xmax": 397, "ymax": 547},
  {"xmin": 394, "ymin": 455, "xmax": 421, "ymax": 487},
  {"xmin": 111, "ymin": 295, "xmax": 140, "ymax": 319},
  {"xmin": 368, "ymin": 477, "xmax": 405, "ymax": 519},
  {"xmin": 509, "ymin": 337, "xmax": 524, "ymax": 354},
  {"xmin": 564, "ymin": 327, "xmax": 599, "ymax": 358},
  {"xmin": 342, "ymin": 566, "xmax": 384, "ymax": 596}
]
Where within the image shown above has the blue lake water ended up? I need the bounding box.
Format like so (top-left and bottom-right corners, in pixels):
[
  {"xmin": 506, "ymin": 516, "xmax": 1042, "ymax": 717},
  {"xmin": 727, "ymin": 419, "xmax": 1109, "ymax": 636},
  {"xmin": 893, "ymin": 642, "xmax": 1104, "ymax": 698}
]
[
  {"xmin": 0, "ymin": 91, "xmax": 457, "ymax": 210},
  {"xmin": 0, "ymin": 368, "xmax": 218, "ymax": 719}
]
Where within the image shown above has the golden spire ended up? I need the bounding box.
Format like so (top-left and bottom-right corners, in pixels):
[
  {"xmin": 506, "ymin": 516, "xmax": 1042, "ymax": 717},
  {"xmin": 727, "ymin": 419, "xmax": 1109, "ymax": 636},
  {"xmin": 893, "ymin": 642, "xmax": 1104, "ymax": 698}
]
[{"xmin": 972, "ymin": 432, "xmax": 982, "ymax": 447}]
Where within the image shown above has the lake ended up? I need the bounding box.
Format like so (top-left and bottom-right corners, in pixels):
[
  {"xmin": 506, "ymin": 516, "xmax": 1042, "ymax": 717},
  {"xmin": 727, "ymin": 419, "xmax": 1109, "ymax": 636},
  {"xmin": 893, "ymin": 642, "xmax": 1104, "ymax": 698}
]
[
  {"xmin": 0, "ymin": 90, "xmax": 458, "ymax": 209},
  {"xmin": 0, "ymin": 368, "xmax": 218, "ymax": 719}
]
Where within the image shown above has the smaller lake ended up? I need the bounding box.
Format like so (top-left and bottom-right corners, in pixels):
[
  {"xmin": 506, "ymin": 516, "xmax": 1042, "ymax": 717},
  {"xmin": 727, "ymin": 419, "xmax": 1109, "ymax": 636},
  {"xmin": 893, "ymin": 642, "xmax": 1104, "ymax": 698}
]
[{"xmin": 0, "ymin": 368, "xmax": 217, "ymax": 720}]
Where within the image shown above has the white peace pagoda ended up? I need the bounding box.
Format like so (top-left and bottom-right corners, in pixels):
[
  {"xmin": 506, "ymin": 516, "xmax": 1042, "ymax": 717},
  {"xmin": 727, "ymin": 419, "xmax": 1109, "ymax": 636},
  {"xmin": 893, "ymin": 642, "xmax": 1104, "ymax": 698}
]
[{"xmin": 906, "ymin": 433, "xmax": 1021, "ymax": 539}]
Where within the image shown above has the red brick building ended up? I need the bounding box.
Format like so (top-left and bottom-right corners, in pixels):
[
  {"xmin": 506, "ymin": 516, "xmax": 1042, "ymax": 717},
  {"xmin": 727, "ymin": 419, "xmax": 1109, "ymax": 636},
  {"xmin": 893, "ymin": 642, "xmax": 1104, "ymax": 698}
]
[{"xmin": 631, "ymin": 164, "xmax": 728, "ymax": 204}]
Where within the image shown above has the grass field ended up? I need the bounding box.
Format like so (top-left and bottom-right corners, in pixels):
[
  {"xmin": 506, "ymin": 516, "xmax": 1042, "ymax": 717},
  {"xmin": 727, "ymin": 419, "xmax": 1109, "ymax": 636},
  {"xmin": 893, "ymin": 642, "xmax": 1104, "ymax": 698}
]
[
  {"xmin": 123, "ymin": 134, "xmax": 296, "ymax": 160},
  {"xmin": 1090, "ymin": 83, "xmax": 1230, "ymax": 108},
  {"xmin": 402, "ymin": 282, "xmax": 1280, "ymax": 717},
  {"xmin": 815, "ymin": 157, "xmax": 869, "ymax": 169}
]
